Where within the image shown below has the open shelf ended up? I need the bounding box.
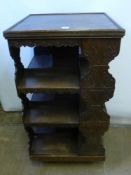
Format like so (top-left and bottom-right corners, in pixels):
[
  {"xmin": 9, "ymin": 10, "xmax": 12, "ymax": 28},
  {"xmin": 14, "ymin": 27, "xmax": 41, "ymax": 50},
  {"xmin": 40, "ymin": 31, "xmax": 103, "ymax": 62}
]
[
  {"xmin": 31, "ymin": 128, "xmax": 78, "ymax": 155},
  {"xmin": 30, "ymin": 128, "xmax": 104, "ymax": 162},
  {"xmin": 23, "ymin": 93, "xmax": 79, "ymax": 127},
  {"xmin": 18, "ymin": 46, "xmax": 80, "ymax": 93},
  {"xmin": 28, "ymin": 46, "xmax": 79, "ymax": 70},
  {"xmin": 17, "ymin": 68, "xmax": 79, "ymax": 93},
  {"xmin": 28, "ymin": 54, "xmax": 53, "ymax": 70}
]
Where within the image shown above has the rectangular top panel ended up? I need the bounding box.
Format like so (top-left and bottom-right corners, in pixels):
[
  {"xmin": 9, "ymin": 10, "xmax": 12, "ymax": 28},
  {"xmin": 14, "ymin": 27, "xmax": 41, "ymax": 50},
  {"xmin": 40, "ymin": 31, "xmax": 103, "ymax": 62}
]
[{"xmin": 4, "ymin": 13, "xmax": 125, "ymax": 39}]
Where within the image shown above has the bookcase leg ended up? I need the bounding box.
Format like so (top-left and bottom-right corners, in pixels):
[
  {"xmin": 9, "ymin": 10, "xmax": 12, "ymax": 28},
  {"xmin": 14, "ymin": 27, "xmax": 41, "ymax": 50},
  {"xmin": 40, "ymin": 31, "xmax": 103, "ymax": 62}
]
[{"xmin": 24, "ymin": 126, "xmax": 34, "ymax": 154}]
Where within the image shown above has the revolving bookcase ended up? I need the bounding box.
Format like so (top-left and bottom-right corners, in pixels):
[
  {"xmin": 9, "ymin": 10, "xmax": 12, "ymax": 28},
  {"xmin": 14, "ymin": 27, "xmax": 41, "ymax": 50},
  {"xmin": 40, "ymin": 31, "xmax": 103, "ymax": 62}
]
[{"xmin": 3, "ymin": 13, "xmax": 125, "ymax": 162}]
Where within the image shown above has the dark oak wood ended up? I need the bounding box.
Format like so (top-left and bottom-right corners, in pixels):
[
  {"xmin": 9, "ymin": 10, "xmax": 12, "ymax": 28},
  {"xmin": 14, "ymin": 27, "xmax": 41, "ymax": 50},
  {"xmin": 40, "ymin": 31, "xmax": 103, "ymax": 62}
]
[
  {"xmin": 4, "ymin": 13, "xmax": 125, "ymax": 39},
  {"xmin": 23, "ymin": 94, "xmax": 79, "ymax": 127},
  {"xmin": 29, "ymin": 46, "xmax": 79, "ymax": 69},
  {"xmin": 28, "ymin": 55, "xmax": 53, "ymax": 69},
  {"xmin": 78, "ymin": 38, "xmax": 121, "ymax": 155},
  {"xmin": 17, "ymin": 69, "xmax": 79, "ymax": 93},
  {"xmin": 30, "ymin": 128, "xmax": 104, "ymax": 162},
  {"xmin": 3, "ymin": 13, "xmax": 125, "ymax": 162}
]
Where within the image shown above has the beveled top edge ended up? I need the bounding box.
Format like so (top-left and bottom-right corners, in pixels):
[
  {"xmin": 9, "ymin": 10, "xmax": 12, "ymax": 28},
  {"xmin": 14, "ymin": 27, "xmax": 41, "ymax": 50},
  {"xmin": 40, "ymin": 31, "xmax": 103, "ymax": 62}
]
[{"xmin": 3, "ymin": 13, "xmax": 125, "ymax": 39}]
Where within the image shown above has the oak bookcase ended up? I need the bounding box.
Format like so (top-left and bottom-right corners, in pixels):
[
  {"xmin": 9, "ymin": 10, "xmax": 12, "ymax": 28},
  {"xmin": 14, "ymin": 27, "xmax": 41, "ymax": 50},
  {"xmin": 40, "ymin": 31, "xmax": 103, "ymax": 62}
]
[{"xmin": 3, "ymin": 13, "xmax": 125, "ymax": 162}]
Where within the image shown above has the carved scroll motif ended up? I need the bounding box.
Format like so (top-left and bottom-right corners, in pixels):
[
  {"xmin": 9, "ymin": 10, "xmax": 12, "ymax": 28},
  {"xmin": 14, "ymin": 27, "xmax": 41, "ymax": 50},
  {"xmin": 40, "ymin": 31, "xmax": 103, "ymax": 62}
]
[
  {"xmin": 80, "ymin": 66, "xmax": 115, "ymax": 88},
  {"xmin": 8, "ymin": 46, "xmax": 24, "ymax": 71},
  {"xmin": 79, "ymin": 38, "xmax": 121, "ymax": 155},
  {"xmin": 8, "ymin": 45, "xmax": 29, "ymax": 110},
  {"xmin": 80, "ymin": 38, "xmax": 121, "ymax": 108},
  {"xmin": 8, "ymin": 44, "xmax": 32, "ymax": 153},
  {"xmin": 81, "ymin": 38, "xmax": 121, "ymax": 65}
]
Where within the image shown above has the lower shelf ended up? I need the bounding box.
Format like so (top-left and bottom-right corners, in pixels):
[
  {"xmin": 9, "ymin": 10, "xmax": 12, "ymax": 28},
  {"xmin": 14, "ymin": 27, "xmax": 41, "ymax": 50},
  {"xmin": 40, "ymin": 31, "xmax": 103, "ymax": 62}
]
[
  {"xmin": 31, "ymin": 154, "xmax": 105, "ymax": 162},
  {"xmin": 30, "ymin": 128, "xmax": 105, "ymax": 162}
]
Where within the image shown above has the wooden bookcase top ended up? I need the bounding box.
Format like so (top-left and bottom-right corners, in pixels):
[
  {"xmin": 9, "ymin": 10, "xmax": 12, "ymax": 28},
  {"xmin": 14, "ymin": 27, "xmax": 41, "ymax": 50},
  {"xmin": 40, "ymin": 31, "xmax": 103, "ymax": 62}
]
[{"xmin": 4, "ymin": 13, "xmax": 125, "ymax": 39}]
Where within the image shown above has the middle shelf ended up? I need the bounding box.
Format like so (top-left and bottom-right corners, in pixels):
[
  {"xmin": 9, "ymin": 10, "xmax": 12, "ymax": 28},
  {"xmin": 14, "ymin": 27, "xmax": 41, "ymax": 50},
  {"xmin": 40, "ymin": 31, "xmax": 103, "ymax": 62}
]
[
  {"xmin": 23, "ymin": 93, "xmax": 79, "ymax": 127},
  {"xmin": 17, "ymin": 68, "xmax": 80, "ymax": 94}
]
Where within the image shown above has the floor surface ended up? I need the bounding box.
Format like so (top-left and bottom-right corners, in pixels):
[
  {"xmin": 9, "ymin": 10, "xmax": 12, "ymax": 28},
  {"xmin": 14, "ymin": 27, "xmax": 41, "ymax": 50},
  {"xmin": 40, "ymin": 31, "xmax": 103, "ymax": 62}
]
[{"xmin": 0, "ymin": 108, "xmax": 131, "ymax": 175}]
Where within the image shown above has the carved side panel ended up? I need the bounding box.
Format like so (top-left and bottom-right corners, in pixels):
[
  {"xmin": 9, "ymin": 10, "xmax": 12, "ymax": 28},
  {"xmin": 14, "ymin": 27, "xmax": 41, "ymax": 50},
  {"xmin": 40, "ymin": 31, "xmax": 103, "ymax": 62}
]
[
  {"xmin": 80, "ymin": 105, "xmax": 110, "ymax": 122},
  {"xmin": 8, "ymin": 44, "xmax": 28, "ymax": 106},
  {"xmin": 8, "ymin": 43, "xmax": 32, "ymax": 153},
  {"xmin": 8, "ymin": 45, "xmax": 24, "ymax": 84},
  {"xmin": 81, "ymin": 38, "xmax": 121, "ymax": 65},
  {"xmin": 79, "ymin": 38, "xmax": 121, "ymax": 155},
  {"xmin": 8, "ymin": 43, "xmax": 29, "ymax": 105},
  {"xmin": 80, "ymin": 88, "xmax": 114, "ymax": 106},
  {"xmin": 80, "ymin": 66, "xmax": 115, "ymax": 88}
]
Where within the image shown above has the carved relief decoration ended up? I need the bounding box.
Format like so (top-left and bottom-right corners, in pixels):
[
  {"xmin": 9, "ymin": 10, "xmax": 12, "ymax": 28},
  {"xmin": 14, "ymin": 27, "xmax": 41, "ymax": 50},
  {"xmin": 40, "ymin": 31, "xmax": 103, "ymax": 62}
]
[
  {"xmin": 80, "ymin": 106, "xmax": 110, "ymax": 122},
  {"xmin": 80, "ymin": 88, "xmax": 114, "ymax": 105},
  {"xmin": 80, "ymin": 66, "xmax": 115, "ymax": 88},
  {"xmin": 79, "ymin": 38, "xmax": 121, "ymax": 145},
  {"xmin": 8, "ymin": 39, "xmax": 80, "ymax": 47},
  {"xmin": 79, "ymin": 122, "xmax": 109, "ymax": 137},
  {"xmin": 81, "ymin": 38, "xmax": 121, "ymax": 65}
]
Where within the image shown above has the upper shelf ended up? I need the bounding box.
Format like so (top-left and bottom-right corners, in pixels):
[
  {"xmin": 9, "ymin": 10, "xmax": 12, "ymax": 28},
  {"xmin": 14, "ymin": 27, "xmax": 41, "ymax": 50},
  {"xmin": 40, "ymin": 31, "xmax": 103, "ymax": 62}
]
[
  {"xmin": 28, "ymin": 46, "xmax": 79, "ymax": 70},
  {"xmin": 17, "ymin": 69, "xmax": 79, "ymax": 93},
  {"xmin": 3, "ymin": 13, "xmax": 125, "ymax": 39},
  {"xmin": 17, "ymin": 47, "xmax": 80, "ymax": 93}
]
